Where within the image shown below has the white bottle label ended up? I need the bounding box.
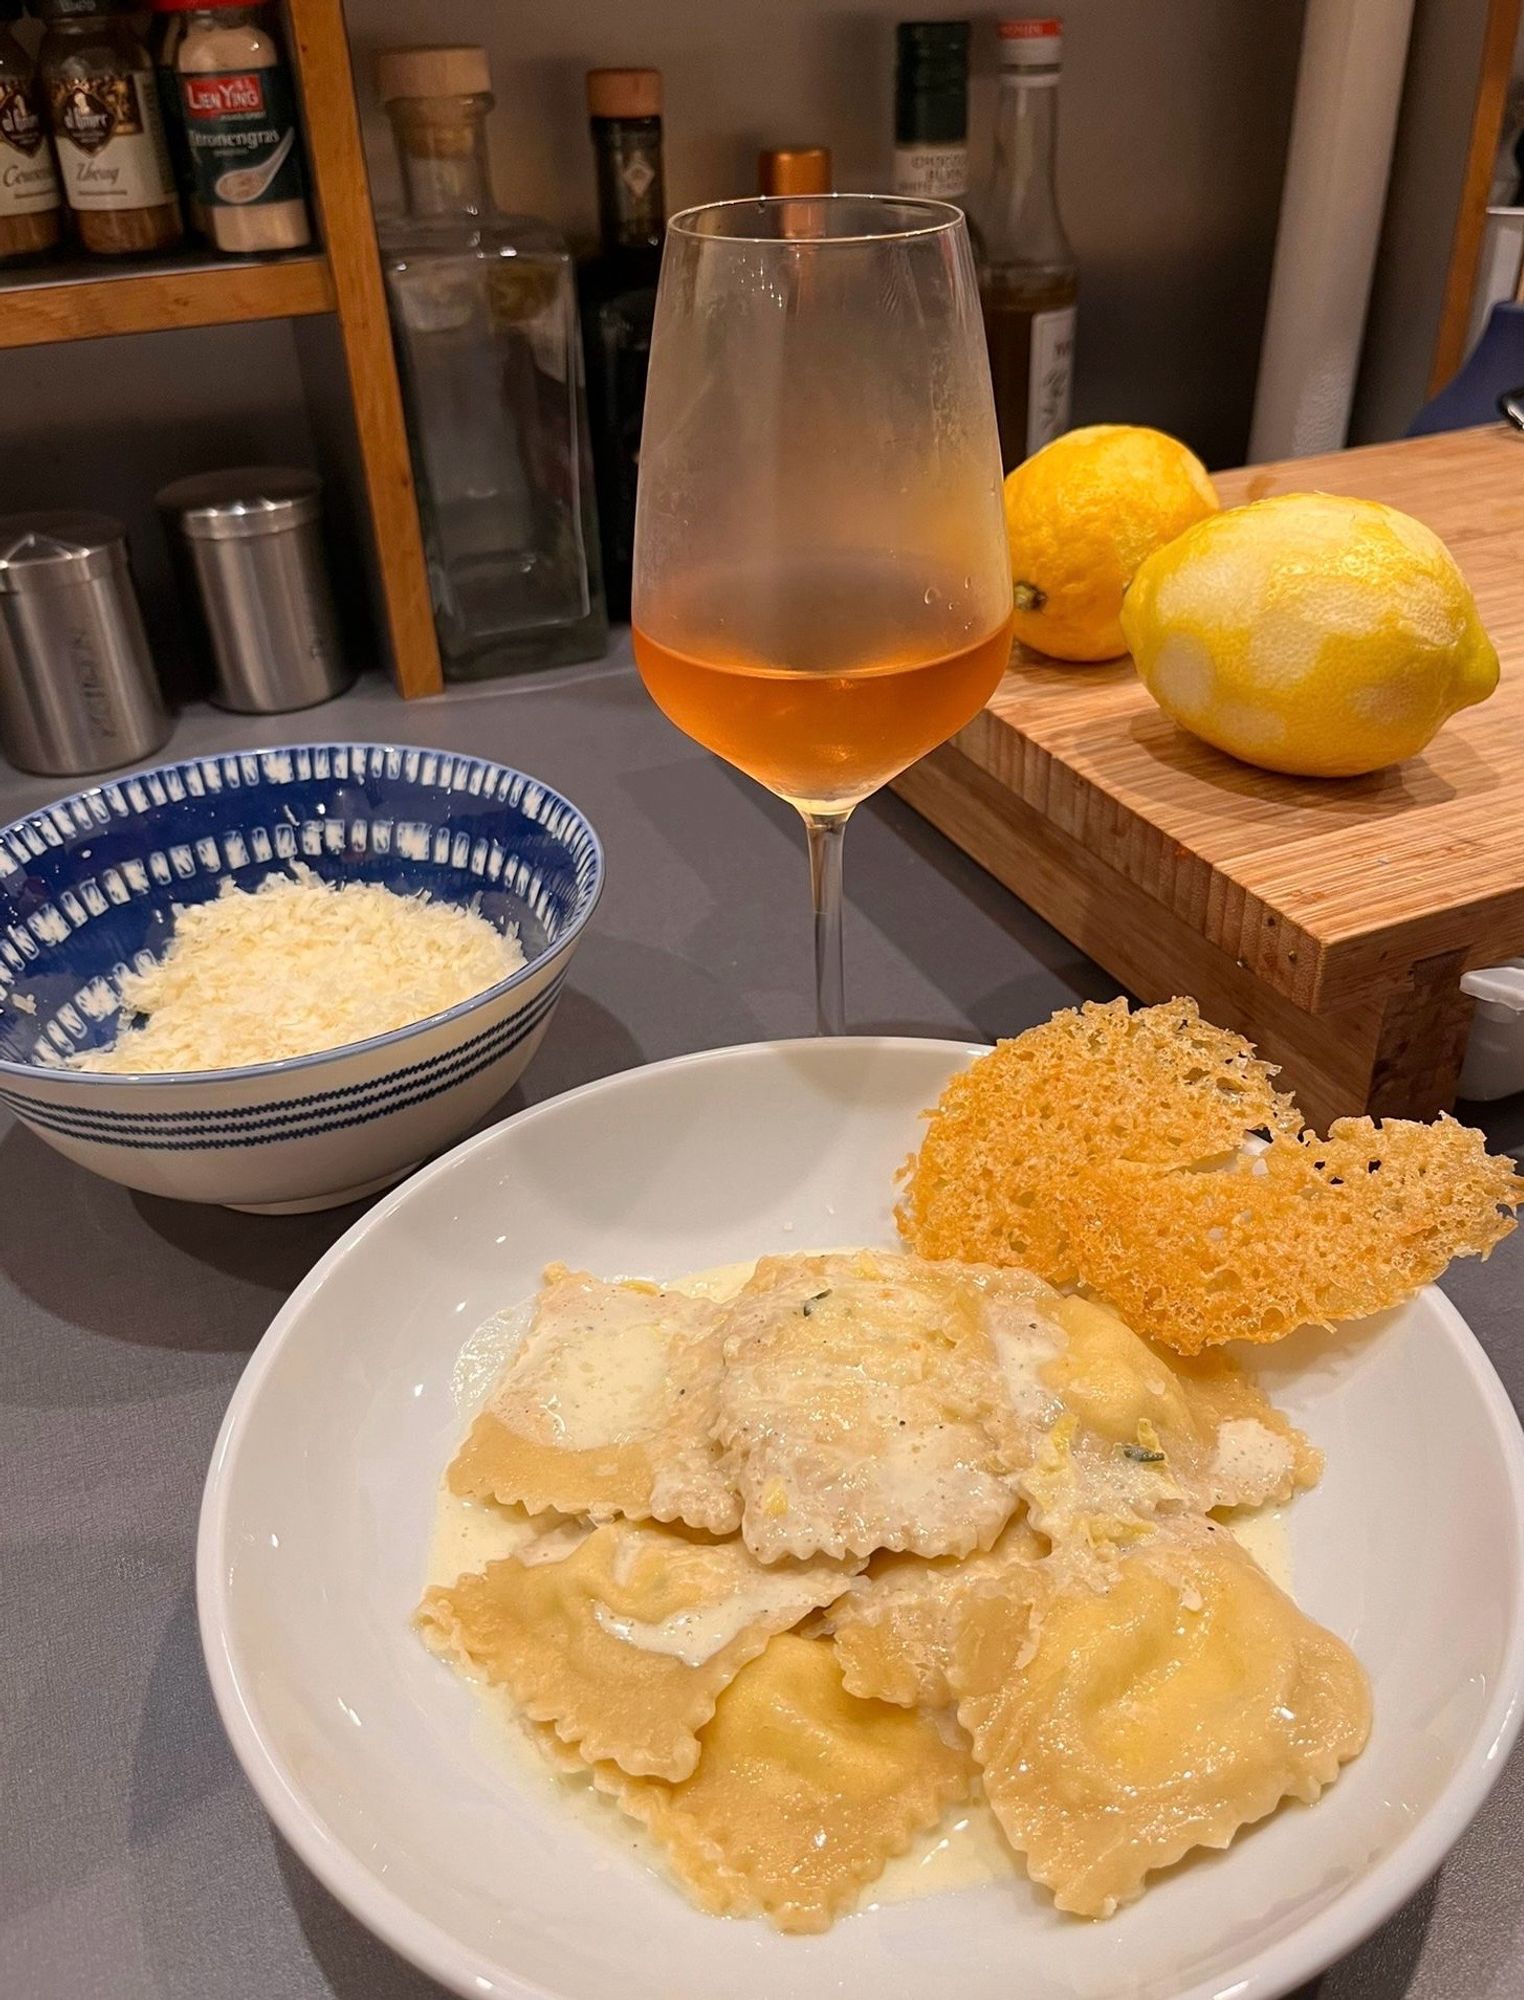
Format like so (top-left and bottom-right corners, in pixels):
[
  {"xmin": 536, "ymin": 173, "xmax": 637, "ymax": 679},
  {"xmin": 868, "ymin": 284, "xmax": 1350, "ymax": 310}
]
[
  {"xmin": 1027, "ymin": 304, "xmax": 1075, "ymax": 454},
  {"xmin": 0, "ymin": 84, "xmax": 61, "ymax": 216},
  {"xmin": 893, "ymin": 144, "xmax": 968, "ymax": 201},
  {"xmin": 50, "ymin": 72, "xmax": 174, "ymax": 212}
]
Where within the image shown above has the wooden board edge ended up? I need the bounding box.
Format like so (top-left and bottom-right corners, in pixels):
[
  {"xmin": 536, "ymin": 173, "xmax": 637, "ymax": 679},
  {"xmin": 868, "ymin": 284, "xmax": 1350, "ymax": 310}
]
[
  {"xmin": 958, "ymin": 704, "xmax": 1332, "ymax": 1011},
  {"xmin": 892, "ymin": 743, "xmax": 1397, "ymax": 1126}
]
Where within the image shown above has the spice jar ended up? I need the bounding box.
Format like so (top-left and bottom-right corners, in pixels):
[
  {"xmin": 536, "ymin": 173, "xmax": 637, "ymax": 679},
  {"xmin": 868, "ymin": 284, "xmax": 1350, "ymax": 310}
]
[
  {"xmin": 148, "ymin": 0, "xmax": 200, "ymax": 233},
  {"xmin": 175, "ymin": 0, "xmax": 309, "ymax": 254},
  {"xmin": 0, "ymin": 0, "xmax": 63, "ymax": 260},
  {"xmin": 38, "ymin": 0, "xmax": 181, "ymax": 256}
]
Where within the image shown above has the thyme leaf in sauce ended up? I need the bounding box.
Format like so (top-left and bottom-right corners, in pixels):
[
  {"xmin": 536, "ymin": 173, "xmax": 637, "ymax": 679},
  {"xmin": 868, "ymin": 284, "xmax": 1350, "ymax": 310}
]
[{"xmin": 800, "ymin": 1289, "xmax": 832, "ymax": 1317}]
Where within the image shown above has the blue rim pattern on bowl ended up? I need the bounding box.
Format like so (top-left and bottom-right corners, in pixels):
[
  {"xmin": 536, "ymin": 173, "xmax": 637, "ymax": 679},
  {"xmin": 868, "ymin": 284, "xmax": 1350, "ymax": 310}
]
[
  {"xmin": 0, "ymin": 973, "xmax": 567, "ymax": 1150},
  {"xmin": 0, "ymin": 743, "xmax": 604, "ymax": 1093}
]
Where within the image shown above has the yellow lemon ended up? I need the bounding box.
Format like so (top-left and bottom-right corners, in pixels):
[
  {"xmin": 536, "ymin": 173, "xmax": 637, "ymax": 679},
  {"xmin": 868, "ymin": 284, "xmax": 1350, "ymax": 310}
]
[
  {"xmin": 1003, "ymin": 424, "xmax": 1219, "ymax": 662},
  {"xmin": 1121, "ymin": 492, "xmax": 1499, "ymax": 779}
]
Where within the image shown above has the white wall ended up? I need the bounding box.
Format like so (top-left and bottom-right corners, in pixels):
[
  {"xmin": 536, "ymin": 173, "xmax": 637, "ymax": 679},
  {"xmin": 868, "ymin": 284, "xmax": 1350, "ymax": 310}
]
[
  {"xmin": 348, "ymin": 0, "xmax": 1306, "ymax": 470},
  {"xmin": 1351, "ymin": 0, "xmax": 1495, "ymax": 442}
]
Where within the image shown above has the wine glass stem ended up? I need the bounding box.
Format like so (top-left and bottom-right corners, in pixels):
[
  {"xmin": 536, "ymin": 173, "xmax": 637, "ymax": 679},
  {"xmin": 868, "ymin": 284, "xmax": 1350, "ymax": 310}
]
[{"xmin": 804, "ymin": 810, "xmax": 848, "ymax": 1037}]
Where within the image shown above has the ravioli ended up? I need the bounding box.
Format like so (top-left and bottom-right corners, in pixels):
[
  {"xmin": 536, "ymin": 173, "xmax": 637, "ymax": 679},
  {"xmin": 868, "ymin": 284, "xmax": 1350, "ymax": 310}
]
[
  {"xmin": 597, "ymin": 1634, "xmax": 973, "ymax": 1932},
  {"xmin": 416, "ymin": 1518, "xmax": 855, "ymax": 1780},
  {"xmin": 951, "ymin": 1519, "xmax": 1371, "ymax": 1917},
  {"xmin": 717, "ymin": 1250, "xmax": 1065, "ymax": 1562},
  {"xmin": 1018, "ymin": 1295, "xmax": 1319, "ymax": 1546},
  {"xmin": 447, "ymin": 1266, "xmax": 738, "ymax": 1532},
  {"xmin": 830, "ymin": 1515, "xmax": 1046, "ymax": 1706}
]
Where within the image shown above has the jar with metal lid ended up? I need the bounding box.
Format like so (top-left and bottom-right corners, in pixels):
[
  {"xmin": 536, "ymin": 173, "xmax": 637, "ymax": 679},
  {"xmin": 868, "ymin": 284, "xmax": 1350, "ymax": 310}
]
[
  {"xmin": 157, "ymin": 466, "xmax": 350, "ymax": 713},
  {"xmin": 0, "ymin": 512, "xmax": 170, "ymax": 776}
]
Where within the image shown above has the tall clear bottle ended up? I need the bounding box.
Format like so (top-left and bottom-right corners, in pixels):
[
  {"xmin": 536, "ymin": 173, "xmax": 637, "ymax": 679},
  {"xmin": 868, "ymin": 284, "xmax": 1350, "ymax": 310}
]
[
  {"xmin": 375, "ymin": 45, "xmax": 605, "ymax": 678},
  {"xmin": 978, "ymin": 18, "xmax": 1077, "ymax": 469}
]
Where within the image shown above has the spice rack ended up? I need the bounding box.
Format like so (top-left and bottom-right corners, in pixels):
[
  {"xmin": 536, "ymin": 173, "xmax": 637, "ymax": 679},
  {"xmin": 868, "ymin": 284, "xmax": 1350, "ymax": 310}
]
[{"xmin": 0, "ymin": 0, "xmax": 443, "ymax": 698}]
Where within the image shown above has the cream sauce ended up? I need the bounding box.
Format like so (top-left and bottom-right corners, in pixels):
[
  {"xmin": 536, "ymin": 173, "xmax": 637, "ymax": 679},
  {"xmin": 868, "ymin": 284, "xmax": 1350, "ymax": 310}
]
[
  {"xmin": 511, "ymin": 1285, "xmax": 677, "ymax": 1449},
  {"xmin": 426, "ymin": 1251, "xmax": 1298, "ymax": 1916},
  {"xmin": 592, "ymin": 1572, "xmax": 844, "ymax": 1668},
  {"xmin": 1224, "ymin": 1504, "xmax": 1292, "ymax": 1592},
  {"xmin": 989, "ymin": 1309, "xmax": 1064, "ymax": 1426},
  {"xmin": 1214, "ymin": 1417, "xmax": 1296, "ymax": 1501}
]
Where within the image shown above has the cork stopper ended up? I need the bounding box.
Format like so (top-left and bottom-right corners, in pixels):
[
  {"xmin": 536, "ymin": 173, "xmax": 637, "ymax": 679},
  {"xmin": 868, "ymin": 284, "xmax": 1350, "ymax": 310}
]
[
  {"xmin": 375, "ymin": 46, "xmax": 492, "ymax": 105},
  {"xmin": 586, "ymin": 68, "xmax": 662, "ymax": 120},
  {"xmin": 758, "ymin": 147, "xmax": 833, "ymax": 197}
]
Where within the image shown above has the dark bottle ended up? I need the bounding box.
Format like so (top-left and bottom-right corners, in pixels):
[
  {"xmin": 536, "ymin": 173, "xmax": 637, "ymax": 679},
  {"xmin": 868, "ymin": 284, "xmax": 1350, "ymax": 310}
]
[
  {"xmin": 977, "ymin": 19, "xmax": 1077, "ymax": 469},
  {"xmin": 892, "ymin": 19, "xmax": 981, "ymax": 256},
  {"xmin": 579, "ymin": 66, "xmax": 665, "ymax": 624}
]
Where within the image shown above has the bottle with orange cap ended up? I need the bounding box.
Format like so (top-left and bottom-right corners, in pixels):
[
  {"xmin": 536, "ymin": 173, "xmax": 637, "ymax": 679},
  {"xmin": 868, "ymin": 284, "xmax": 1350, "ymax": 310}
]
[
  {"xmin": 758, "ymin": 146, "xmax": 832, "ymax": 197},
  {"xmin": 579, "ymin": 66, "xmax": 666, "ymax": 623},
  {"xmin": 373, "ymin": 43, "xmax": 606, "ymax": 677},
  {"xmin": 976, "ymin": 18, "xmax": 1078, "ymax": 469}
]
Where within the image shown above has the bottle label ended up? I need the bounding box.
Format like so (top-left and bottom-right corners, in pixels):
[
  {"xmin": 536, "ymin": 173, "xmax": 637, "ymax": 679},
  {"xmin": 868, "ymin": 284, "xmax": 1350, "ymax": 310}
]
[
  {"xmin": 591, "ymin": 118, "xmax": 665, "ymax": 249},
  {"xmin": 1027, "ymin": 304, "xmax": 1075, "ymax": 454},
  {"xmin": 180, "ymin": 65, "xmax": 305, "ymax": 208},
  {"xmin": 49, "ymin": 71, "xmax": 175, "ymax": 211},
  {"xmin": 893, "ymin": 143, "xmax": 968, "ymax": 201},
  {"xmin": 0, "ymin": 81, "xmax": 61, "ymax": 215}
]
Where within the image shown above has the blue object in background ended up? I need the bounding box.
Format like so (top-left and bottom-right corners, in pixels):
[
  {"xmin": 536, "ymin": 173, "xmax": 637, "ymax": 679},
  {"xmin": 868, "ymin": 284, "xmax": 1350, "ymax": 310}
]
[{"xmin": 1407, "ymin": 301, "xmax": 1524, "ymax": 436}]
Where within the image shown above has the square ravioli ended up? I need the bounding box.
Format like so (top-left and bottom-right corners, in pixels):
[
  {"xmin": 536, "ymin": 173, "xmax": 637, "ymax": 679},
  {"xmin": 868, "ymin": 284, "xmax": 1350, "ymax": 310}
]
[
  {"xmin": 716, "ymin": 1250, "xmax": 1065, "ymax": 1562},
  {"xmin": 951, "ymin": 1519, "xmax": 1371, "ymax": 1917},
  {"xmin": 596, "ymin": 1633, "xmax": 973, "ymax": 1932},
  {"xmin": 447, "ymin": 1266, "xmax": 739, "ymax": 1532},
  {"xmin": 829, "ymin": 1514, "xmax": 1046, "ymax": 1706},
  {"xmin": 1017, "ymin": 1294, "xmax": 1321, "ymax": 1547},
  {"xmin": 416, "ymin": 1518, "xmax": 856, "ymax": 1779}
]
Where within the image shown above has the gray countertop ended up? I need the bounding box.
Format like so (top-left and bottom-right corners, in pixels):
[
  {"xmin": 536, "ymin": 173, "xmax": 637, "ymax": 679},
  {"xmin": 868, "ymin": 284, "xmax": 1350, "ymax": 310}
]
[{"xmin": 3, "ymin": 651, "xmax": 1522, "ymax": 2000}]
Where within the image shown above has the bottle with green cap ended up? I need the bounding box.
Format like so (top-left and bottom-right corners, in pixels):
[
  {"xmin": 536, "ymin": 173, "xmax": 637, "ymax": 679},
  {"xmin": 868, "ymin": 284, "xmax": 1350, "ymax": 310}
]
[{"xmin": 892, "ymin": 19, "xmax": 981, "ymax": 255}]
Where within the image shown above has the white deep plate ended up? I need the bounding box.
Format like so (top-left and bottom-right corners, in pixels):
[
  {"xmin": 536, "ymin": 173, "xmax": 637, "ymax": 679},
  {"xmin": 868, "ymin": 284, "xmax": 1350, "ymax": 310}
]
[{"xmin": 198, "ymin": 1038, "xmax": 1524, "ymax": 2000}]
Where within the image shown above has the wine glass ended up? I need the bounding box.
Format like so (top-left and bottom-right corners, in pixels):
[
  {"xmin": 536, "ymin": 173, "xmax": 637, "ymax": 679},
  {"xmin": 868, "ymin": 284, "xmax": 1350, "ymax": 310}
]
[{"xmin": 631, "ymin": 194, "xmax": 1013, "ymax": 1034}]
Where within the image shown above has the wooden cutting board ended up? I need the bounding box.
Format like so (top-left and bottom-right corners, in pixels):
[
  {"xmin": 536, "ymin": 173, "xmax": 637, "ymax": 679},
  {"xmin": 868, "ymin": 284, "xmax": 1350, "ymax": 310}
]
[{"xmin": 894, "ymin": 424, "xmax": 1524, "ymax": 1127}]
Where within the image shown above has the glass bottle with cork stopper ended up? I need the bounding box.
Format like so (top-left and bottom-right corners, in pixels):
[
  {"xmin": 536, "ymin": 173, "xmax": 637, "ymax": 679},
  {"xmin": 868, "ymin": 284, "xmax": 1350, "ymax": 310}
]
[
  {"xmin": 38, "ymin": 0, "xmax": 181, "ymax": 256},
  {"xmin": 579, "ymin": 65, "xmax": 665, "ymax": 623},
  {"xmin": 977, "ymin": 17, "xmax": 1077, "ymax": 468},
  {"xmin": 0, "ymin": 0, "xmax": 63, "ymax": 260},
  {"xmin": 375, "ymin": 43, "xmax": 605, "ymax": 677}
]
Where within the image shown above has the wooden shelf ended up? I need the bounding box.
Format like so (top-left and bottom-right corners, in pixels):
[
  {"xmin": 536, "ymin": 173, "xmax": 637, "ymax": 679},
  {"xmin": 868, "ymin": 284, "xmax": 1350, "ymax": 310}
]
[
  {"xmin": 0, "ymin": 0, "xmax": 441, "ymax": 696},
  {"xmin": 0, "ymin": 250, "xmax": 335, "ymax": 351}
]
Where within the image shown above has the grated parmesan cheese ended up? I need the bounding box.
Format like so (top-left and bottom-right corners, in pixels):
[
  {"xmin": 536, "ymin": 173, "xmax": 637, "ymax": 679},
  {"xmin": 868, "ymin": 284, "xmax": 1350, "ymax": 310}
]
[{"xmin": 69, "ymin": 867, "xmax": 524, "ymax": 1074}]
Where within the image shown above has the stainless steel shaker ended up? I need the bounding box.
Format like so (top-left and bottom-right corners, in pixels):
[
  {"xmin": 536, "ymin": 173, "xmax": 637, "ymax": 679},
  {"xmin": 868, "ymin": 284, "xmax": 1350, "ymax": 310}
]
[
  {"xmin": 0, "ymin": 512, "xmax": 170, "ymax": 778},
  {"xmin": 157, "ymin": 468, "xmax": 351, "ymax": 713}
]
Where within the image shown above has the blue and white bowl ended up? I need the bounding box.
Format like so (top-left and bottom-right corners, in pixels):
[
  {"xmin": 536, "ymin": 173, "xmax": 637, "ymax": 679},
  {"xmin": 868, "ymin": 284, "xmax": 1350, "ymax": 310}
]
[{"xmin": 0, "ymin": 744, "xmax": 603, "ymax": 1212}]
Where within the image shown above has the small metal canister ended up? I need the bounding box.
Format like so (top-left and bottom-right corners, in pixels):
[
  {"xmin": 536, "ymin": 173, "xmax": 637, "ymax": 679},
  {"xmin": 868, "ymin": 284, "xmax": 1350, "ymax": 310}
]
[
  {"xmin": 157, "ymin": 467, "xmax": 351, "ymax": 713},
  {"xmin": 0, "ymin": 512, "xmax": 170, "ymax": 778}
]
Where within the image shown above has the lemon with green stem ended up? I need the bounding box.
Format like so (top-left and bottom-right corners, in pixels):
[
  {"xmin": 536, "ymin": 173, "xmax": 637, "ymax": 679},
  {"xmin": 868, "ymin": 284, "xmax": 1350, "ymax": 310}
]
[{"xmin": 1002, "ymin": 424, "xmax": 1220, "ymax": 662}]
